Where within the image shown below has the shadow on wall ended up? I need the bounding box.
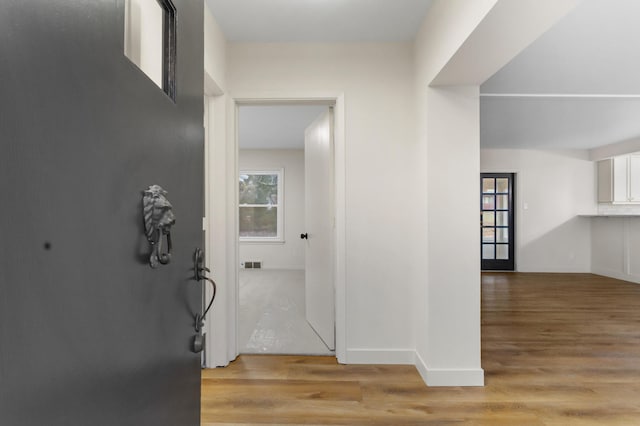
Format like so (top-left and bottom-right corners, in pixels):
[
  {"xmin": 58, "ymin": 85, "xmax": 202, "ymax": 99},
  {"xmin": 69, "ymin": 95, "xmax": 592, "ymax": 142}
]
[{"xmin": 518, "ymin": 216, "xmax": 591, "ymax": 272}]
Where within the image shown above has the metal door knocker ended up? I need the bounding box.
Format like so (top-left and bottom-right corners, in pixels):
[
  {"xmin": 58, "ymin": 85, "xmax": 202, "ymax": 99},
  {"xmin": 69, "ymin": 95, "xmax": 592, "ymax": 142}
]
[{"xmin": 143, "ymin": 185, "xmax": 175, "ymax": 268}]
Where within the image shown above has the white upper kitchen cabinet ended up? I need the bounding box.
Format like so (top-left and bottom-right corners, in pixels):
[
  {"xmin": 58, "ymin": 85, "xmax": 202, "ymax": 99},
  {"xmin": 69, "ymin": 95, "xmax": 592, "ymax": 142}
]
[{"xmin": 598, "ymin": 153, "xmax": 640, "ymax": 203}]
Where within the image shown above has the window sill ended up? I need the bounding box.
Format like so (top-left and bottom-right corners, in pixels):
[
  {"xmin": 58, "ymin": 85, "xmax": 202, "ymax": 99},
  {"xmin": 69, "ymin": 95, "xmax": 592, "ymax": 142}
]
[{"xmin": 240, "ymin": 239, "xmax": 285, "ymax": 245}]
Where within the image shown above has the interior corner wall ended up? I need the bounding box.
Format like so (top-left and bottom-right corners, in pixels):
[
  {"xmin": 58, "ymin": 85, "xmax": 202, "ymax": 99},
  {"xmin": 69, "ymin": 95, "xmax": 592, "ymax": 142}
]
[
  {"xmin": 239, "ymin": 149, "xmax": 306, "ymax": 270},
  {"xmin": 227, "ymin": 42, "xmax": 416, "ymax": 361},
  {"xmin": 481, "ymin": 149, "xmax": 595, "ymax": 272}
]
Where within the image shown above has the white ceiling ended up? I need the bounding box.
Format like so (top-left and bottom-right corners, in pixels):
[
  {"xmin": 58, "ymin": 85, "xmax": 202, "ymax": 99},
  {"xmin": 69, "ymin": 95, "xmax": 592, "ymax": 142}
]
[
  {"xmin": 481, "ymin": 0, "xmax": 640, "ymax": 150},
  {"xmin": 208, "ymin": 0, "xmax": 640, "ymax": 152},
  {"xmin": 481, "ymin": 97, "xmax": 640, "ymax": 150},
  {"xmin": 239, "ymin": 105, "xmax": 328, "ymax": 150},
  {"xmin": 205, "ymin": 0, "xmax": 433, "ymax": 42}
]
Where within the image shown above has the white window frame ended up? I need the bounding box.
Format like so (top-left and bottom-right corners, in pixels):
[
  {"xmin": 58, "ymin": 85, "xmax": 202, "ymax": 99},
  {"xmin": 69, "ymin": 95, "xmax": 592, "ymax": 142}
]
[{"xmin": 239, "ymin": 168, "xmax": 284, "ymax": 243}]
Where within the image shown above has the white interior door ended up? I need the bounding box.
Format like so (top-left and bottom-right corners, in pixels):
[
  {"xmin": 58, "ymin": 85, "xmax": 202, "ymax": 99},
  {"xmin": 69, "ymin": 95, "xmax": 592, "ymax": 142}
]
[{"xmin": 304, "ymin": 108, "xmax": 335, "ymax": 350}]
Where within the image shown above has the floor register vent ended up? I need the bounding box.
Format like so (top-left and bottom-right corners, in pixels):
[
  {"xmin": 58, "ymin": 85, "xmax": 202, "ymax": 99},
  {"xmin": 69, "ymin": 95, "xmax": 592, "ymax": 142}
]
[{"xmin": 243, "ymin": 261, "xmax": 262, "ymax": 269}]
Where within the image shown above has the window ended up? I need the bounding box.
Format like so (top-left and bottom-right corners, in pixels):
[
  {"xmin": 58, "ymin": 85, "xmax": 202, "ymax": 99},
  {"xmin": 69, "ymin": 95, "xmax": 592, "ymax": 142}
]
[
  {"xmin": 239, "ymin": 170, "xmax": 284, "ymax": 242},
  {"xmin": 124, "ymin": 0, "xmax": 177, "ymax": 101}
]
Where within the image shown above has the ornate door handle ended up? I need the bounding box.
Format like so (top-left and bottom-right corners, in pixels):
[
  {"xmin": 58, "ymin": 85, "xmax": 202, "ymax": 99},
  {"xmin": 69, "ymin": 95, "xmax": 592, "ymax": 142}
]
[{"xmin": 143, "ymin": 185, "xmax": 176, "ymax": 268}]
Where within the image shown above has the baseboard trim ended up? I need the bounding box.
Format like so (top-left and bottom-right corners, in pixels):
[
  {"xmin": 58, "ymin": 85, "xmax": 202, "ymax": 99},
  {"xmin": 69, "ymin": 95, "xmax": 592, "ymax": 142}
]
[
  {"xmin": 347, "ymin": 350, "xmax": 484, "ymax": 386},
  {"xmin": 591, "ymin": 268, "xmax": 640, "ymax": 284},
  {"xmin": 516, "ymin": 265, "xmax": 591, "ymax": 273},
  {"xmin": 414, "ymin": 351, "xmax": 484, "ymax": 387},
  {"xmin": 414, "ymin": 351, "xmax": 430, "ymax": 384},
  {"xmin": 346, "ymin": 348, "xmax": 415, "ymax": 364},
  {"xmin": 240, "ymin": 266, "xmax": 304, "ymax": 271}
]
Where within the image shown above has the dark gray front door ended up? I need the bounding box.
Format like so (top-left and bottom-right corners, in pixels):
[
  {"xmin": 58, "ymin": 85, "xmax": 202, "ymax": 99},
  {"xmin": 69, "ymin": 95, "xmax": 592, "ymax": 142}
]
[
  {"xmin": 481, "ymin": 173, "xmax": 516, "ymax": 271},
  {"xmin": 0, "ymin": 1, "xmax": 204, "ymax": 425}
]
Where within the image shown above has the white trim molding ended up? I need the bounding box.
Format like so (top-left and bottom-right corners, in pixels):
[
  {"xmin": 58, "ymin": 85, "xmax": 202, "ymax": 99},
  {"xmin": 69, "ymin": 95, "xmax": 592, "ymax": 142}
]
[
  {"xmin": 346, "ymin": 349, "xmax": 415, "ymax": 365},
  {"xmin": 347, "ymin": 350, "xmax": 485, "ymax": 387},
  {"xmin": 415, "ymin": 352, "xmax": 485, "ymax": 387}
]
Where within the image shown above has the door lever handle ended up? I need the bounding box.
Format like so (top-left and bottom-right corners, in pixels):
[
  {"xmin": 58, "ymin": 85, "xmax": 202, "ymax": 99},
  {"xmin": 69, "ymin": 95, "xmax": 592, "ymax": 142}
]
[
  {"xmin": 300, "ymin": 233, "xmax": 308, "ymax": 240},
  {"xmin": 193, "ymin": 248, "xmax": 216, "ymax": 334}
]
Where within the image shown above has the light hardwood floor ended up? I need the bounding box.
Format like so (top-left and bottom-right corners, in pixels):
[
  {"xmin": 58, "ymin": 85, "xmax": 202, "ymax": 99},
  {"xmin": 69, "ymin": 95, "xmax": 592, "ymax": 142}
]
[{"xmin": 202, "ymin": 273, "xmax": 640, "ymax": 425}]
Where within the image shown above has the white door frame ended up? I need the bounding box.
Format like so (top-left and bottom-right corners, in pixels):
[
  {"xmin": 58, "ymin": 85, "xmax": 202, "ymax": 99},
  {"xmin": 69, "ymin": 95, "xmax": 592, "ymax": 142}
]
[
  {"xmin": 203, "ymin": 76, "xmax": 231, "ymax": 368},
  {"xmin": 207, "ymin": 91, "xmax": 346, "ymax": 366}
]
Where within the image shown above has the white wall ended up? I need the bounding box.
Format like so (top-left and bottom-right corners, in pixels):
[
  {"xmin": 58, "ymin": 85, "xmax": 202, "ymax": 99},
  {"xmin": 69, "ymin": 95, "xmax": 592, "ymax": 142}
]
[
  {"xmin": 124, "ymin": 0, "xmax": 163, "ymax": 88},
  {"xmin": 592, "ymin": 217, "xmax": 640, "ymax": 283},
  {"xmin": 239, "ymin": 149, "xmax": 306, "ymax": 270},
  {"xmin": 424, "ymin": 85, "xmax": 484, "ymax": 386},
  {"xmin": 227, "ymin": 42, "xmax": 416, "ymax": 362},
  {"xmin": 481, "ymin": 149, "xmax": 595, "ymax": 272},
  {"xmin": 204, "ymin": 4, "xmax": 226, "ymax": 93}
]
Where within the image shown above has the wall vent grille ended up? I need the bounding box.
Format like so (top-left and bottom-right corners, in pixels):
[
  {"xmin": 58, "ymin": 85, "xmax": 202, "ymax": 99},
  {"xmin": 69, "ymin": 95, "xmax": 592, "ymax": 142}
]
[{"xmin": 243, "ymin": 261, "xmax": 262, "ymax": 269}]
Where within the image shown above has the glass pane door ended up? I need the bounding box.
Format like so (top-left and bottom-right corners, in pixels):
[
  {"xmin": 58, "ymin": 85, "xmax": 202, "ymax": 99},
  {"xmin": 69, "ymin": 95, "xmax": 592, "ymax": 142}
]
[{"xmin": 481, "ymin": 173, "xmax": 515, "ymax": 270}]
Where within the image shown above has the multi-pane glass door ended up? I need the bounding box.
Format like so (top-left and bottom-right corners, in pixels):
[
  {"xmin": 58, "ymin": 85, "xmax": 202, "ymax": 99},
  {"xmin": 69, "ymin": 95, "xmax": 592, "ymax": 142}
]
[{"xmin": 481, "ymin": 173, "xmax": 515, "ymax": 270}]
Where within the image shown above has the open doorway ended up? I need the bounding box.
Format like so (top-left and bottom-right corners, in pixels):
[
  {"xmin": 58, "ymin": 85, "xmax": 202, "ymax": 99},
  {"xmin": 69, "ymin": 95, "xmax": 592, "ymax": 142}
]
[
  {"xmin": 236, "ymin": 104, "xmax": 335, "ymax": 355},
  {"xmin": 204, "ymin": 93, "xmax": 346, "ymax": 367}
]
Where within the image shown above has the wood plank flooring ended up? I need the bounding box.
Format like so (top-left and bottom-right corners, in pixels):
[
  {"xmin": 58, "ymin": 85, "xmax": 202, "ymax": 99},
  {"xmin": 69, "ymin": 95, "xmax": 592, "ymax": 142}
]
[{"xmin": 202, "ymin": 273, "xmax": 640, "ymax": 425}]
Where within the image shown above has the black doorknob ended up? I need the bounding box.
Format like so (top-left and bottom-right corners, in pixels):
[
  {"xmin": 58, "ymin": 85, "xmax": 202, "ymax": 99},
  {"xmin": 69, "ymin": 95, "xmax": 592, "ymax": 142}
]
[{"xmin": 300, "ymin": 233, "xmax": 308, "ymax": 239}]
